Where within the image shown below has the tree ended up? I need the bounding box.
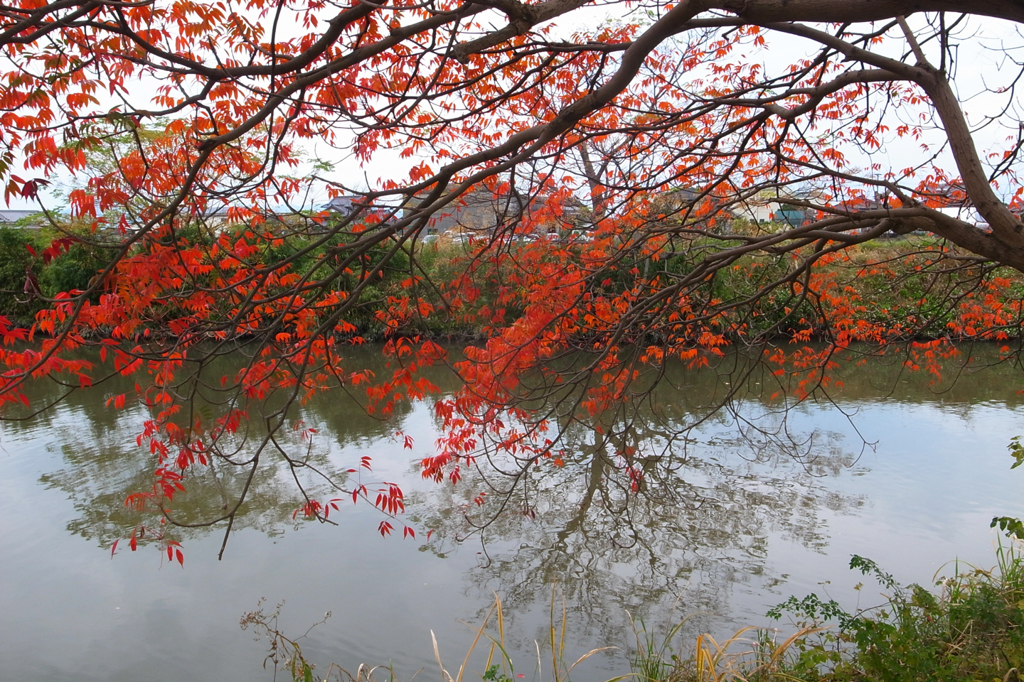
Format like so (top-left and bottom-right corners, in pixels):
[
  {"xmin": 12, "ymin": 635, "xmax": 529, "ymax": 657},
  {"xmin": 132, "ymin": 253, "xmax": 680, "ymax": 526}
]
[{"xmin": 1, "ymin": 1, "xmax": 1024, "ymax": 555}]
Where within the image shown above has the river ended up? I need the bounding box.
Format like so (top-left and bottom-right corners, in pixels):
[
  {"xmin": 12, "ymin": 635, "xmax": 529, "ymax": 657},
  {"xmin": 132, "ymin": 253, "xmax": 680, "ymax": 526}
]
[{"xmin": 1, "ymin": 344, "xmax": 1023, "ymax": 681}]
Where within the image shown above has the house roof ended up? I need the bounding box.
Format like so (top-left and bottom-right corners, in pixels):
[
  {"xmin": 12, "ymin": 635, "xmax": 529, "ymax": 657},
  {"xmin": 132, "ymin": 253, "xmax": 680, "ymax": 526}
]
[{"xmin": 0, "ymin": 210, "xmax": 46, "ymax": 224}]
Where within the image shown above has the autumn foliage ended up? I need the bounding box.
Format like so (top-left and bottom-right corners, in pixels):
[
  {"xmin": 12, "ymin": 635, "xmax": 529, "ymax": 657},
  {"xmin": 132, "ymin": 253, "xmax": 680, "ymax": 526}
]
[{"xmin": 1, "ymin": 0, "xmax": 1024, "ymax": 557}]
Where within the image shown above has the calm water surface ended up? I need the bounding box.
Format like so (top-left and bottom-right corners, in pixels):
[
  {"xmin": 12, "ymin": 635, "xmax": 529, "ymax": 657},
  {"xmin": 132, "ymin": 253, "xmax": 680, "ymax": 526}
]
[{"xmin": 2, "ymin": 346, "xmax": 1024, "ymax": 681}]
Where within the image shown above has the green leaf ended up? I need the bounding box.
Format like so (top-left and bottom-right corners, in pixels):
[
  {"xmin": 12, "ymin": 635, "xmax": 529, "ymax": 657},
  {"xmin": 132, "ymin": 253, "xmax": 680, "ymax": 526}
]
[
  {"xmin": 991, "ymin": 516, "xmax": 1024, "ymax": 540},
  {"xmin": 1009, "ymin": 436, "xmax": 1024, "ymax": 469}
]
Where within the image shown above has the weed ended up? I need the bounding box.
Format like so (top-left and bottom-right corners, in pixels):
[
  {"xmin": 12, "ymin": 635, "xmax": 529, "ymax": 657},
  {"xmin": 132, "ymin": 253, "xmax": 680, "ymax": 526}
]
[
  {"xmin": 240, "ymin": 599, "xmax": 395, "ymax": 682},
  {"xmin": 243, "ymin": 589, "xmax": 620, "ymax": 682},
  {"xmin": 764, "ymin": 542, "xmax": 1024, "ymax": 681}
]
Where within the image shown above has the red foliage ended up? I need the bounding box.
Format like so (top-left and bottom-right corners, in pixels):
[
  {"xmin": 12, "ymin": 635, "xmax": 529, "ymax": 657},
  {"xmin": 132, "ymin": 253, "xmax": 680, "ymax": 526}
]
[{"xmin": 0, "ymin": 1, "xmax": 1022, "ymax": 555}]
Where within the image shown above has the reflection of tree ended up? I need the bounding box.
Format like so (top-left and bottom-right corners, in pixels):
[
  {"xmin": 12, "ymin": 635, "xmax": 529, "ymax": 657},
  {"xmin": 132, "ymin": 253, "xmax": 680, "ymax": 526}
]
[
  {"xmin": 441, "ymin": 343, "xmax": 1021, "ymax": 516},
  {"xmin": 410, "ymin": 401, "xmax": 864, "ymax": 650},
  {"xmin": 7, "ymin": 341, "xmax": 467, "ymax": 555},
  {"xmin": 701, "ymin": 343, "xmax": 1024, "ymax": 409},
  {"xmin": 16, "ymin": 343, "xmax": 1022, "ymax": 562},
  {"xmin": 22, "ymin": 343, "xmax": 467, "ymax": 554},
  {"xmin": 406, "ymin": 345, "xmax": 1024, "ymax": 650},
  {"xmin": 37, "ymin": 402, "xmax": 353, "ymax": 549}
]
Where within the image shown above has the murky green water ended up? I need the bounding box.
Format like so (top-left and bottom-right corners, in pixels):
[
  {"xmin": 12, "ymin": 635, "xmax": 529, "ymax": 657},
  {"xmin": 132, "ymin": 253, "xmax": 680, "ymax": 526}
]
[{"xmin": 2, "ymin": 345, "xmax": 1024, "ymax": 681}]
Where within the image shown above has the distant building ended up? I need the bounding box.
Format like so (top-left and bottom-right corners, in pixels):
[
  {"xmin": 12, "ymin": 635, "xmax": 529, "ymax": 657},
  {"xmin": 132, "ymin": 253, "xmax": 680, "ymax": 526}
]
[
  {"xmin": 404, "ymin": 188, "xmax": 524, "ymax": 237},
  {"xmin": 404, "ymin": 187, "xmax": 586, "ymax": 240},
  {"xmin": 319, "ymin": 196, "xmax": 396, "ymax": 232},
  {"xmin": 322, "ymin": 196, "xmax": 357, "ymax": 215},
  {"xmin": 648, "ymin": 187, "xmax": 746, "ymax": 232},
  {"xmin": 648, "ymin": 187, "xmax": 702, "ymax": 218},
  {"xmin": 0, "ymin": 210, "xmax": 48, "ymax": 229},
  {"xmin": 761, "ymin": 188, "xmax": 830, "ymax": 227},
  {"xmin": 774, "ymin": 204, "xmax": 815, "ymax": 227},
  {"xmin": 731, "ymin": 191, "xmax": 777, "ymax": 224}
]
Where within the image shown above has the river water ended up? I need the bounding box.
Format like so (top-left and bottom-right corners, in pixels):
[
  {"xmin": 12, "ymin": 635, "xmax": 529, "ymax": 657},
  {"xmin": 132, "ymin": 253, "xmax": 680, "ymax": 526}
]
[{"xmin": 2, "ymin": 345, "xmax": 1024, "ymax": 681}]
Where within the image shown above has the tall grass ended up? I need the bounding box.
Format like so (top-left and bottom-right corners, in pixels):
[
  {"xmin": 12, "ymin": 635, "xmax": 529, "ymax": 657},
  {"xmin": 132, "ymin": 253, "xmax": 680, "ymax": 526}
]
[
  {"xmin": 242, "ymin": 588, "xmax": 623, "ymax": 682},
  {"xmin": 628, "ymin": 613, "xmax": 688, "ymax": 682}
]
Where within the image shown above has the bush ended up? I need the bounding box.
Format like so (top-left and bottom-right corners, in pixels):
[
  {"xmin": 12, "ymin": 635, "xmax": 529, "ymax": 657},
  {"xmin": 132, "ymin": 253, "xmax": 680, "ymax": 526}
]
[
  {"xmin": 0, "ymin": 227, "xmax": 43, "ymax": 324},
  {"xmin": 39, "ymin": 240, "xmax": 115, "ymax": 301},
  {"xmin": 764, "ymin": 546, "xmax": 1024, "ymax": 681}
]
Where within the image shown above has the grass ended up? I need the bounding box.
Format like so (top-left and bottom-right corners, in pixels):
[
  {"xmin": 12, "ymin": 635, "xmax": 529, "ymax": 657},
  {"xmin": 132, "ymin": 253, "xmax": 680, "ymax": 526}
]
[
  {"xmin": 629, "ymin": 613, "xmax": 686, "ymax": 682},
  {"xmin": 242, "ymin": 539, "xmax": 1024, "ymax": 682}
]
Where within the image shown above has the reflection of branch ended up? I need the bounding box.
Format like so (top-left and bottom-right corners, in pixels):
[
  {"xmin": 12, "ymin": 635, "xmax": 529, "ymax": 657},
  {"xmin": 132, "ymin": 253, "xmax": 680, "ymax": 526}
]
[
  {"xmin": 418, "ymin": 423, "xmax": 864, "ymax": 647},
  {"xmin": 217, "ymin": 460, "xmax": 258, "ymax": 561}
]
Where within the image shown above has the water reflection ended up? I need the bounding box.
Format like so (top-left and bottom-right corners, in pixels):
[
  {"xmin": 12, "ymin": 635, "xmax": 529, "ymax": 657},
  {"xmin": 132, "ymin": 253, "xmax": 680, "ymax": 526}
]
[
  {"xmin": 6, "ymin": 344, "xmax": 1024, "ymax": 681},
  {"xmin": 22, "ymin": 349, "xmax": 404, "ymax": 549},
  {"xmin": 409, "ymin": 407, "xmax": 864, "ymax": 645},
  {"xmin": 26, "ymin": 344, "xmax": 1024, "ymax": 554}
]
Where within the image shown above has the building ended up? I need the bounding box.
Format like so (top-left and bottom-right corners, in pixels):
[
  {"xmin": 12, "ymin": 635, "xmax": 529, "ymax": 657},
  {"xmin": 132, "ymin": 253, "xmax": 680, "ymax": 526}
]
[
  {"xmin": 0, "ymin": 210, "xmax": 48, "ymax": 230},
  {"xmin": 404, "ymin": 186, "xmax": 585, "ymax": 239}
]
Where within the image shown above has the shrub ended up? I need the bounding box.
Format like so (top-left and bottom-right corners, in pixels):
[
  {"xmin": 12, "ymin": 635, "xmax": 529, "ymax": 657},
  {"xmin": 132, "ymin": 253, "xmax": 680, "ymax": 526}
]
[
  {"xmin": 765, "ymin": 546, "xmax": 1024, "ymax": 681},
  {"xmin": 0, "ymin": 227, "xmax": 43, "ymax": 324}
]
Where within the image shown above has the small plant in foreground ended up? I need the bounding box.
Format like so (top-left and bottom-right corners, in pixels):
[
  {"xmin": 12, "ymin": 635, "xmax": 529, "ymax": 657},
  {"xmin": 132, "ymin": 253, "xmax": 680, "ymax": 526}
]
[
  {"xmin": 240, "ymin": 599, "xmax": 395, "ymax": 682},
  {"xmin": 241, "ymin": 542, "xmax": 1024, "ymax": 682},
  {"xmin": 656, "ymin": 625, "xmax": 822, "ymax": 682}
]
